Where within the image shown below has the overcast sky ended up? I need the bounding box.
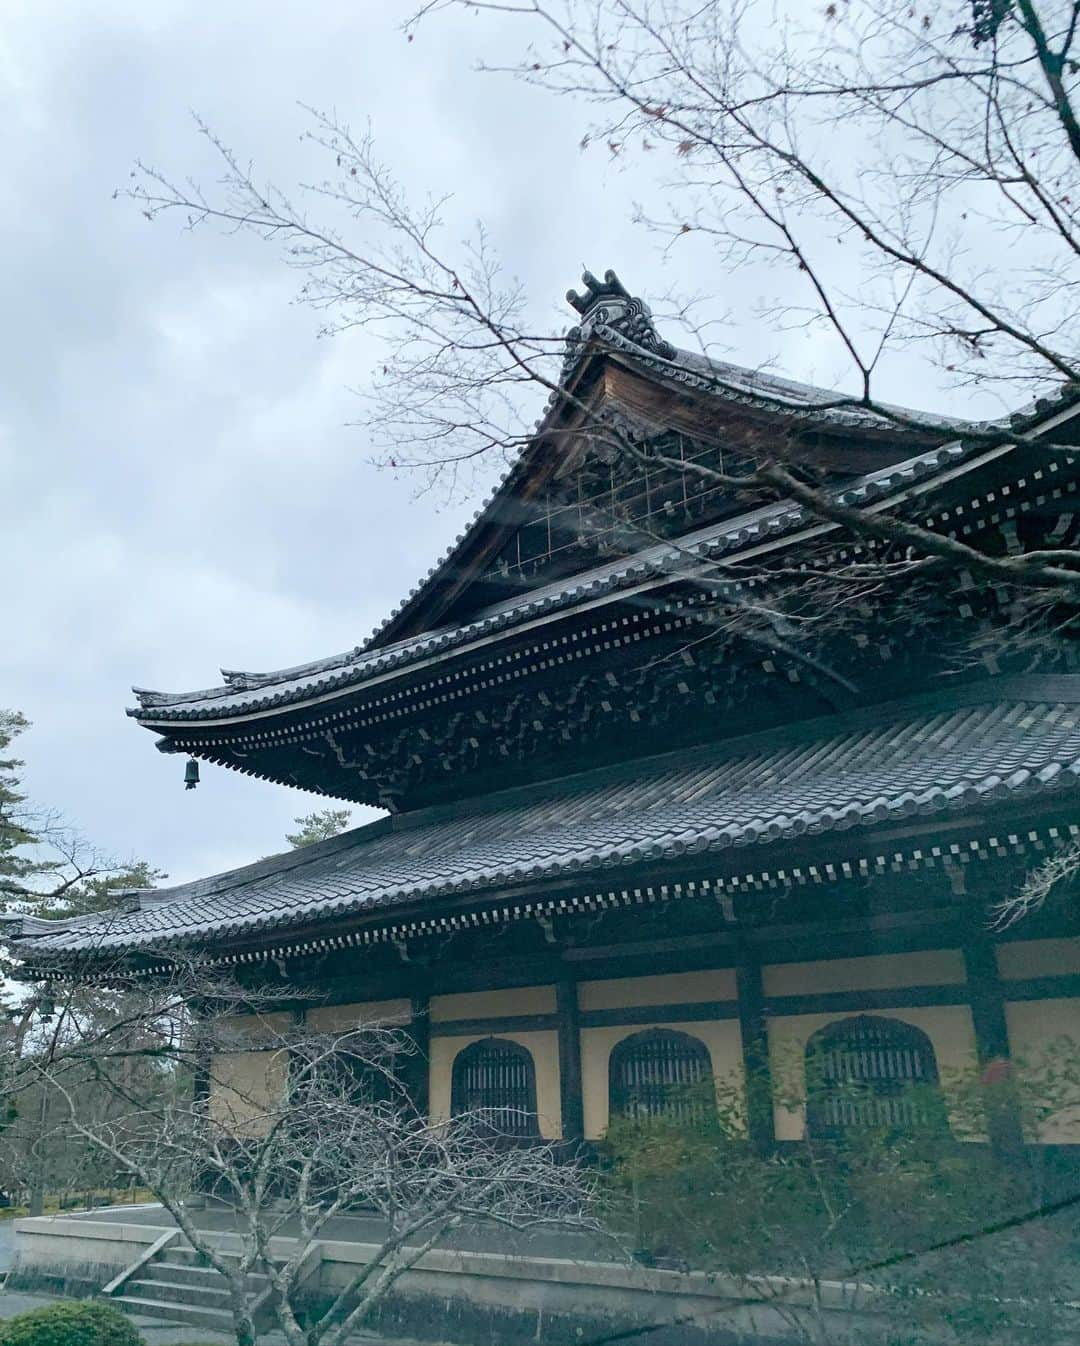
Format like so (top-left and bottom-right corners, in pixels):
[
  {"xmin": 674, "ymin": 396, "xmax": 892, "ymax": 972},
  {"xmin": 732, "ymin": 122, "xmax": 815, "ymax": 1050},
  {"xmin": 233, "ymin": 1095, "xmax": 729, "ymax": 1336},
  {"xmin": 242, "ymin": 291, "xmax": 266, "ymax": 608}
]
[{"xmin": 2, "ymin": 1, "xmax": 986, "ymax": 889}]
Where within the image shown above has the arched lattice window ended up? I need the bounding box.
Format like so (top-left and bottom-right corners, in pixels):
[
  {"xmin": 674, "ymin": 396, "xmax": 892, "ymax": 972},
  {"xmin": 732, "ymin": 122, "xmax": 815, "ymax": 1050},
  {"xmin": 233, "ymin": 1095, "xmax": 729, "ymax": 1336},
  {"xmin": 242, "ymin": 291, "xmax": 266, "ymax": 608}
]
[
  {"xmin": 451, "ymin": 1038, "xmax": 539, "ymax": 1138},
  {"xmin": 805, "ymin": 1015, "xmax": 942, "ymax": 1139},
  {"xmin": 609, "ymin": 1029, "xmax": 714, "ymax": 1121}
]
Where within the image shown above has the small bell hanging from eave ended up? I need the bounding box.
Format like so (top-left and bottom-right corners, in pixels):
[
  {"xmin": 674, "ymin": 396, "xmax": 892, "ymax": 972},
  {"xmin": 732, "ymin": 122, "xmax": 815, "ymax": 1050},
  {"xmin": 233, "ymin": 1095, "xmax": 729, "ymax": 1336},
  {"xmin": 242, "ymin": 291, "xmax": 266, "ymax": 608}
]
[{"xmin": 184, "ymin": 758, "xmax": 200, "ymax": 790}]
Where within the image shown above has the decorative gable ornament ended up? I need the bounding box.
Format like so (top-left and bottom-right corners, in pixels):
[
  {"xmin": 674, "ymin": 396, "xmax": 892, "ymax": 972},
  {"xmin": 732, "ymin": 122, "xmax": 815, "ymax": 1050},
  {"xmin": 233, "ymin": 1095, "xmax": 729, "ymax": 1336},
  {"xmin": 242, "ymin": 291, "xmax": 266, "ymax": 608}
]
[{"xmin": 562, "ymin": 270, "xmax": 676, "ymax": 380}]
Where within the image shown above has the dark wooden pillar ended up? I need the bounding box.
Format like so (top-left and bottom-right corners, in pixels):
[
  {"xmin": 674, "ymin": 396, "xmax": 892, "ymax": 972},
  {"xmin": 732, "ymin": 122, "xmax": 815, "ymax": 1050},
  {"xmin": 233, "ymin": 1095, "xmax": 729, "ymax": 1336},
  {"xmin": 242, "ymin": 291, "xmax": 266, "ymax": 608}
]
[
  {"xmin": 192, "ymin": 1053, "xmax": 210, "ymax": 1111},
  {"xmin": 963, "ymin": 935, "xmax": 1026, "ymax": 1165},
  {"xmin": 410, "ymin": 995, "xmax": 431, "ymax": 1121},
  {"xmin": 736, "ymin": 949, "xmax": 776, "ymax": 1153},
  {"xmin": 556, "ymin": 980, "xmax": 585, "ymax": 1147}
]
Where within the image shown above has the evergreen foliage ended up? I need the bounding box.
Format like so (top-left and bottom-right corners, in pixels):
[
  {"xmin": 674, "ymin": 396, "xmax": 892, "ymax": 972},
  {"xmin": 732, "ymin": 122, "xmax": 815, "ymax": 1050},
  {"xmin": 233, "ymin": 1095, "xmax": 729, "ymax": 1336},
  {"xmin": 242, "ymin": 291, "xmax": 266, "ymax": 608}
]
[
  {"xmin": 0, "ymin": 1303, "xmax": 143, "ymax": 1346},
  {"xmin": 285, "ymin": 808, "xmax": 352, "ymax": 849},
  {"xmin": 0, "ymin": 711, "xmax": 53, "ymax": 902},
  {"xmin": 601, "ymin": 1061, "xmax": 1080, "ymax": 1343},
  {"xmin": 0, "ymin": 709, "xmax": 162, "ymax": 920}
]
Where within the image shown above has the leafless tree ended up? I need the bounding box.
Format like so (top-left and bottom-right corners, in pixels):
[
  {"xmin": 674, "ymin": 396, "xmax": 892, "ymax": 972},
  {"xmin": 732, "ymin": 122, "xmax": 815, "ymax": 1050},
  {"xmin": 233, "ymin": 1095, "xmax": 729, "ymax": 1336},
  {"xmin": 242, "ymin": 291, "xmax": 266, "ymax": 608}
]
[
  {"xmin": 126, "ymin": 1, "xmax": 1080, "ymax": 583},
  {"xmin": 33, "ymin": 962, "xmax": 597, "ymax": 1346},
  {"xmin": 122, "ymin": 0, "xmax": 1080, "ymax": 921},
  {"xmin": 992, "ymin": 837, "xmax": 1080, "ymax": 927}
]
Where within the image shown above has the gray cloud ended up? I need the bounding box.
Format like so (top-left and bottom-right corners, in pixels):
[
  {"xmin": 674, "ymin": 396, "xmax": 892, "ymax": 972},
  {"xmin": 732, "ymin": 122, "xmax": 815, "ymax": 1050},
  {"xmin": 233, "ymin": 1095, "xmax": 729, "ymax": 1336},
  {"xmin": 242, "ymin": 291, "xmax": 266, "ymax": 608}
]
[{"xmin": 2, "ymin": 1, "xmax": 975, "ymax": 885}]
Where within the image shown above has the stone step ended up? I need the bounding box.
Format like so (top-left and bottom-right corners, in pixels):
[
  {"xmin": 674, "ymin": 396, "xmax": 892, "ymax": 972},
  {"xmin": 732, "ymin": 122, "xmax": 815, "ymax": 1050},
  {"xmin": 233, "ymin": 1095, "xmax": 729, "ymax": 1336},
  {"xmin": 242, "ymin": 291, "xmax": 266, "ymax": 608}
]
[
  {"xmin": 126, "ymin": 1276, "xmax": 232, "ymax": 1307},
  {"xmin": 145, "ymin": 1260, "xmax": 269, "ymax": 1291},
  {"xmin": 162, "ymin": 1243, "xmax": 244, "ymax": 1266},
  {"xmin": 111, "ymin": 1294, "xmax": 235, "ymax": 1330}
]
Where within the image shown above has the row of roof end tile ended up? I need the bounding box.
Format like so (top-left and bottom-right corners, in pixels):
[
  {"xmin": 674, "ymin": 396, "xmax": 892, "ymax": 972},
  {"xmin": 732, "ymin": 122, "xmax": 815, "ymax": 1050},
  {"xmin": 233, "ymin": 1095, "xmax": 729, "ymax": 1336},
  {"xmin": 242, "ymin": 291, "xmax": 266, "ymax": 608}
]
[{"xmin": 17, "ymin": 687, "xmax": 1080, "ymax": 959}]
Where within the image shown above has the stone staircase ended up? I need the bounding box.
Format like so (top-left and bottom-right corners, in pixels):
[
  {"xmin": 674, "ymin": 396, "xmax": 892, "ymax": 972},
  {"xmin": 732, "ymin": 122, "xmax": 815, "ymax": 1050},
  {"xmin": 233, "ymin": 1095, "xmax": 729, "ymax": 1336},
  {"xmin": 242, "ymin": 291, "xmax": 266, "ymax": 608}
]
[{"xmin": 105, "ymin": 1234, "xmax": 275, "ymax": 1332}]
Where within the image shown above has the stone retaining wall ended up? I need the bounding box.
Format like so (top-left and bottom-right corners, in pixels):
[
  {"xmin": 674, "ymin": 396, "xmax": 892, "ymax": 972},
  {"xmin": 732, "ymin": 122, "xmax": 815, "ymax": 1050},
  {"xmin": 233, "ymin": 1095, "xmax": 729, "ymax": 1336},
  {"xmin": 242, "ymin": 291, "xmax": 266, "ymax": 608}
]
[{"xmin": 8, "ymin": 1213, "xmax": 1077, "ymax": 1346}]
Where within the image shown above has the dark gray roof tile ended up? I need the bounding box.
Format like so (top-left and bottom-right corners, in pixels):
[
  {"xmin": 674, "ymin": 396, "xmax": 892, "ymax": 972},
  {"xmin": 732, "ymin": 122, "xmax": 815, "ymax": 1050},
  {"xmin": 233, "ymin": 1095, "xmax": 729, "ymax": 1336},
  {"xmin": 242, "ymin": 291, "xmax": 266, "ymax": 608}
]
[
  {"xmin": 131, "ymin": 441, "xmax": 972, "ymax": 725},
  {"xmin": 20, "ymin": 683, "xmax": 1080, "ymax": 962}
]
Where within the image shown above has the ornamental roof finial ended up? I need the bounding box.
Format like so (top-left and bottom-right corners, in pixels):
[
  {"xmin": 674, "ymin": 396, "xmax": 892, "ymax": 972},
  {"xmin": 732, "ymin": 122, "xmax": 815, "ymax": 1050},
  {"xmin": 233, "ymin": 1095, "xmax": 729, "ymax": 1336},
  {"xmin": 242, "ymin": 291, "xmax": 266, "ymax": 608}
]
[
  {"xmin": 563, "ymin": 268, "xmax": 676, "ymax": 361},
  {"xmin": 566, "ymin": 268, "xmax": 630, "ymax": 316}
]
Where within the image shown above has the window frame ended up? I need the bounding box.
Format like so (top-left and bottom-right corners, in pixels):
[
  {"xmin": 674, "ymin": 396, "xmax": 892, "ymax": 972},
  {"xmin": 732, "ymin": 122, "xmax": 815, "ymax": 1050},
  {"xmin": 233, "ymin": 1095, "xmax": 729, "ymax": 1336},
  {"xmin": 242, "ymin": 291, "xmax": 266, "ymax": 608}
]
[
  {"xmin": 450, "ymin": 1036, "xmax": 541, "ymax": 1139},
  {"xmin": 608, "ymin": 1027, "xmax": 715, "ymax": 1123},
  {"xmin": 804, "ymin": 1013, "xmax": 943, "ymax": 1141}
]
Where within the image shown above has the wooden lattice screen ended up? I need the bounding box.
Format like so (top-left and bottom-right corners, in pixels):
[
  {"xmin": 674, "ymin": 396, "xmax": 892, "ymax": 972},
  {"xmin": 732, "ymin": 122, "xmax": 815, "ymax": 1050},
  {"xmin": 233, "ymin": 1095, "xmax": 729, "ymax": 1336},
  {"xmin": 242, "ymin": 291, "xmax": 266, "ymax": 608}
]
[
  {"xmin": 805, "ymin": 1015, "xmax": 941, "ymax": 1137},
  {"xmin": 609, "ymin": 1029, "xmax": 713, "ymax": 1121},
  {"xmin": 450, "ymin": 1038, "xmax": 539, "ymax": 1137}
]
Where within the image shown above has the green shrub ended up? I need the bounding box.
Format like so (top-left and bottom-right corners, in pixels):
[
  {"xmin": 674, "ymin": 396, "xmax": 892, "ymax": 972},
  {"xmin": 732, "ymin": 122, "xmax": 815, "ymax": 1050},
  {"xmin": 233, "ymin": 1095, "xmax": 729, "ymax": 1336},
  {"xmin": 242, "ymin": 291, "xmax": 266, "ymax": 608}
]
[
  {"xmin": 601, "ymin": 1067, "xmax": 1080, "ymax": 1343},
  {"xmin": 0, "ymin": 1303, "xmax": 144, "ymax": 1346}
]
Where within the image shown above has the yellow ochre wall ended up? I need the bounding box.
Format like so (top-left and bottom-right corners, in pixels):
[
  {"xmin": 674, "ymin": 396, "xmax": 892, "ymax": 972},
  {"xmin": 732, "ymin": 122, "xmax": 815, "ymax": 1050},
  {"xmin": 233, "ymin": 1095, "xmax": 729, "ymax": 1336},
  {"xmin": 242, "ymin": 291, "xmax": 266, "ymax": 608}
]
[
  {"xmin": 762, "ymin": 951, "xmax": 979, "ymax": 1140},
  {"xmin": 767, "ymin": 1006, "xmax": 980, "ymax": 1140},
  {"xmin": 997, "ymin": 938, "xmax": 1080, "ymax": 979},
  {"xmin": 581, "ymin": 1020, "xmax": 743, "ymax": 1140},
  {"xmin": 762, "ymin": 949, "xmax": 965, "ymax": 996},
  {"xmin": 998, "ymin": 939, "xmax": 1080, "ymax": 1141},
  {"xmin": 579, "ymin": 968, "xmax": 736, "ymax": 1009},
  {"xmin": 577, "ymin": 969, "xmax": 742, "ymax": 1139},
  {"xmin": 306, "ymin": 999, "xmax": 412, "ymax": 1030},
  {"xmin": 430, "ymin": 985, "xmax": 556, "ymax": 1021},
  {"xmin": 207, "ymin": 1012, "xmax": 294, "ymax": 1134},
  {"xmin": 1005, "ymin": 999, "xmax": 1080, "ymax": 1142},
  {"xmin": 204, "ymin": 939, "xmax": 1080, "ymax": 1144},
  {"xmin": 208, "ymin": 1050, "xmax": 289, "ymax": 1134}
]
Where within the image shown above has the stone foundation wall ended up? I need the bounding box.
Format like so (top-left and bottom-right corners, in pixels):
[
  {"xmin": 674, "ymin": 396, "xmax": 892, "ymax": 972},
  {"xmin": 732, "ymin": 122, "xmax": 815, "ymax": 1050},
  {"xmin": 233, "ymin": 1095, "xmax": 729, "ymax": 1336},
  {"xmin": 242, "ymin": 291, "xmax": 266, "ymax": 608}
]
[{"xmin": 9, "ymin": 1213, "xmax": 1080, "ymax": 1346}]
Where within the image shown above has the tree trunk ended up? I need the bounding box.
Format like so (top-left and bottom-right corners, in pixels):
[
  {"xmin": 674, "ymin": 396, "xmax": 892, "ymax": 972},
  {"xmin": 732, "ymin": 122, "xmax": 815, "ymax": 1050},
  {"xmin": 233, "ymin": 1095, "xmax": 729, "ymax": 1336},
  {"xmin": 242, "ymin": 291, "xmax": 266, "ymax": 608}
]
[{"xmin": 227, "ymin": 1278, "xmax": 259, "ymax": 1346}]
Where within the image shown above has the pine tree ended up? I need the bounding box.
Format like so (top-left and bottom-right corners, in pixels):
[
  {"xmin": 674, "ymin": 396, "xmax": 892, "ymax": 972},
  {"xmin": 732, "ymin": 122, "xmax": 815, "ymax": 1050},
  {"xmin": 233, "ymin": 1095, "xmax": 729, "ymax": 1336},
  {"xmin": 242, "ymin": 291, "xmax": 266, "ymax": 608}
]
[
  {"xmin": 0, "ymin": 711, "xmax": 55, "ymax": 902},
  {"xmin": 285, "ymin": 809, "xmax": 353, "ymax": 849},
  {"xmin": 0, "ymin": 710, "xmax": 163, "ymax": 918}
]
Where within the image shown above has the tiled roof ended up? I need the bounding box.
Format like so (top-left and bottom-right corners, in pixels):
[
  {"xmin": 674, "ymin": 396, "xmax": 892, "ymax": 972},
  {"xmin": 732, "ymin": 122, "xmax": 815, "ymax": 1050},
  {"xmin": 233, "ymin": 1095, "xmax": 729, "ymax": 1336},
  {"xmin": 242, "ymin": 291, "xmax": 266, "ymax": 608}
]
[
  {"xmin": 22, "ymin": 681, "xmax": 1080, "ymax": 960},
  {"xmin": 131, "ymin": 437, "xmax": 973, "ymax": 724},
  {"xmin": 359, "ymin": 303, "xmax": 1076, "ymax": 654},
  {"xmin": 130, "ymin": 266, "xmax": 1079, "ymax": 728}
]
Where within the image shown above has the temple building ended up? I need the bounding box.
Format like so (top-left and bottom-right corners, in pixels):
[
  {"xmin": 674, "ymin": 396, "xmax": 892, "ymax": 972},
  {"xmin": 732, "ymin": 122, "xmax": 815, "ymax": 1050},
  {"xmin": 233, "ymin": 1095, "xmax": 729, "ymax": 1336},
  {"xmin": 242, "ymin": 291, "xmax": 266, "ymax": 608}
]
[{"xmin": 12, "ymin": 270, "xmax": 1080, "ymax": 1156}]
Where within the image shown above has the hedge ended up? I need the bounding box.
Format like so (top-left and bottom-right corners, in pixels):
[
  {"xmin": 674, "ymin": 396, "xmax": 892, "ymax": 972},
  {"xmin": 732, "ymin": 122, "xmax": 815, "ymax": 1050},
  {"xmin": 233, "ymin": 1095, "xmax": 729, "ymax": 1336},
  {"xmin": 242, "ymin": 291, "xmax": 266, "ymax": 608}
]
[{"xmin": 0, "ymin": 1303, "xmax": 144, "ymax": 1346}]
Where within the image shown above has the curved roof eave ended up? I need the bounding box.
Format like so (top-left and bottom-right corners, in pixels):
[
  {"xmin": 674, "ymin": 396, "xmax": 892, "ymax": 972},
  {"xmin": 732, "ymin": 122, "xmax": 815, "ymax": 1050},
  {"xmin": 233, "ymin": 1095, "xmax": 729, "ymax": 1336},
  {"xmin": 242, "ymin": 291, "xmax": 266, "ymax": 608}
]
[
  {"xmin": 131, "ymin": 432, "xmax": 998, "ymax": 732},
  {"xmin": 25, "ymin": 679, "xmax": 1080, "ymax": 964}
]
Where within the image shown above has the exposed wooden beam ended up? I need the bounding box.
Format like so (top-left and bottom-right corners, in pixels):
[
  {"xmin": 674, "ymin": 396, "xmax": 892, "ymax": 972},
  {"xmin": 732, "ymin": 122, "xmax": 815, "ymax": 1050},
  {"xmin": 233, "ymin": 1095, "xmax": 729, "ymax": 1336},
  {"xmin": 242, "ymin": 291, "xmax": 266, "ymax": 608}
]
[
  {"xmin": 963, "ymin": 935, "xmax": 1026, "ymax": 1164},
  {"xmin": 736, "ymin": 948, "xmax": 776, "ymax": 1154},
  {"xmin": 557, "ymin": 980, "xmax": 585, "ymax": 1146}
]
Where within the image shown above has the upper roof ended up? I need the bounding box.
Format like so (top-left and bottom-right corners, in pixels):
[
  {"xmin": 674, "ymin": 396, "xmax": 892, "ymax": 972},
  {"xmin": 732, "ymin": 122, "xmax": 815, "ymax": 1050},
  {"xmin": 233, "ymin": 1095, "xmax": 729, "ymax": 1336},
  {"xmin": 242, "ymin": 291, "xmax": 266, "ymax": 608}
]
[
  {"xmin": 21, "ymin": 677, "xmax": 1080, "ymax": 963},
  {"xmin": 129, "ymin": 270, "xmax": 1077, "ymax": 735},
  {"xmin": 130, "ymin": 437, "xmax": 970, "ymax": 726},
  {"xmin": 363, "ymin": 269, "xmax": 1067, "ymax": 649}
]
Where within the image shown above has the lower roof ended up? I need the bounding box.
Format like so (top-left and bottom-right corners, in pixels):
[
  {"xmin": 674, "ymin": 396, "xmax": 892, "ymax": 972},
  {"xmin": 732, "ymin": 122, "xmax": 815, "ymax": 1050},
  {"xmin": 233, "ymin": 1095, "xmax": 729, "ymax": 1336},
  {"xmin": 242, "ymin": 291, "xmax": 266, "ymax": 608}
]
[{"xmin": 17, "ymin": 677, "xmax": 1080, "ymax": 963}]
